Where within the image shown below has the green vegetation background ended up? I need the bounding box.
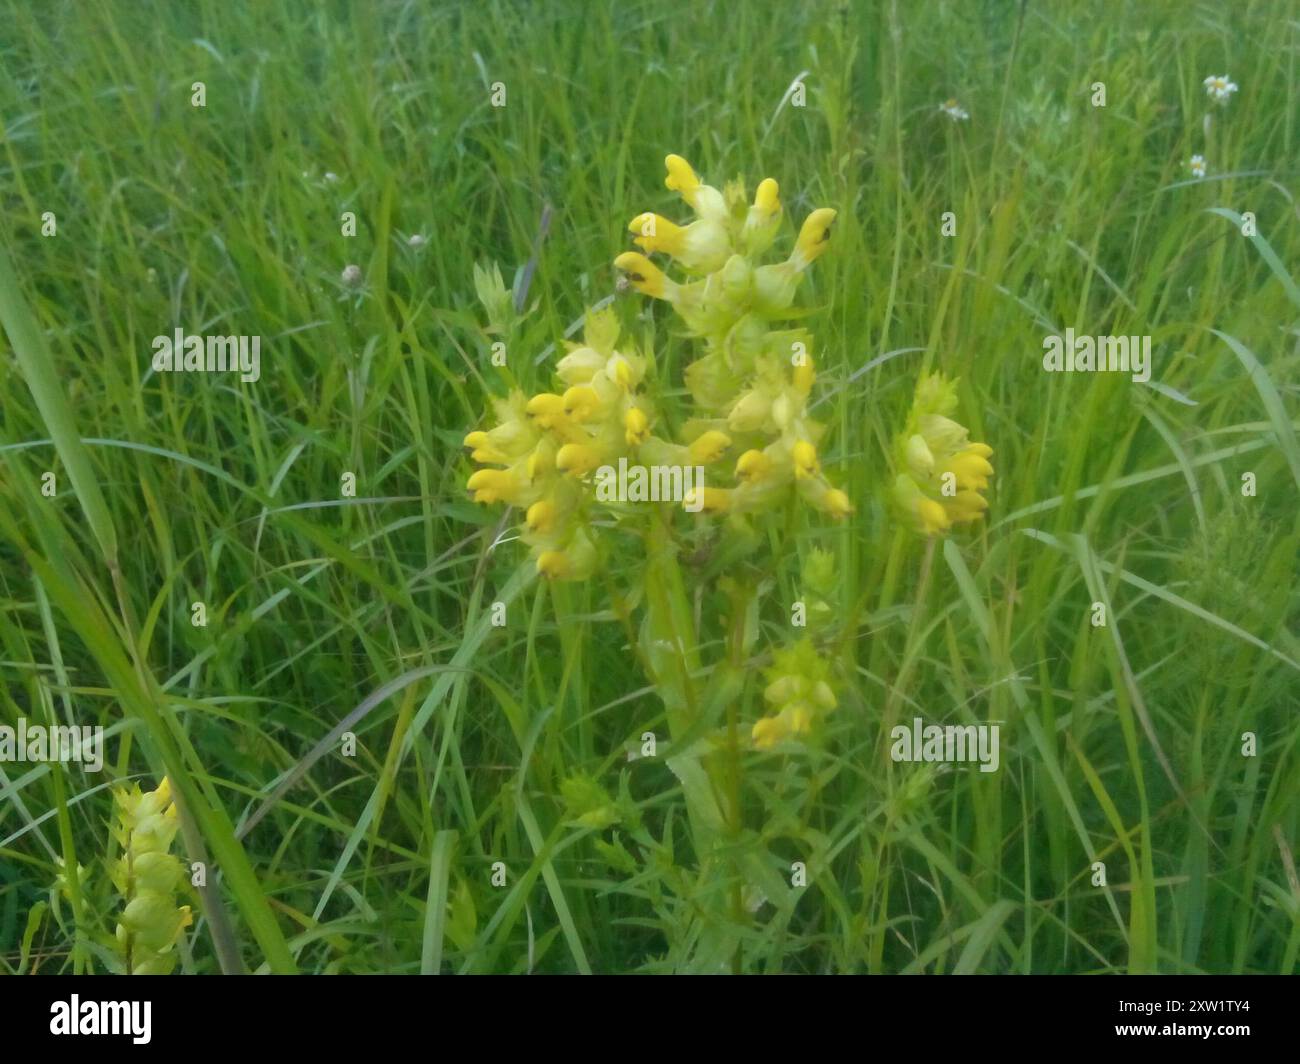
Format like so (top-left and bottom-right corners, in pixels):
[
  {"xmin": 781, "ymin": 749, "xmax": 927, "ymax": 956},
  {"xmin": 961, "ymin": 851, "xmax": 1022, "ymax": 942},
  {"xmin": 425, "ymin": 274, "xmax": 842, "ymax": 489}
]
[{"xmin": 0, "ymin": 0, "xmax": 1297, "ymax": 973}]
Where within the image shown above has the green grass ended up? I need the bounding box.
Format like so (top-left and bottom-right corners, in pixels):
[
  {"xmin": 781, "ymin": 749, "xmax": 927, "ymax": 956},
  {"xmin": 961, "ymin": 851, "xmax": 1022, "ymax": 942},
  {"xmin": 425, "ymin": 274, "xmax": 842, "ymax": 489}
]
[{"xmin": 1, "ymin": 0, "xmax": 1298, "ymax": 974}]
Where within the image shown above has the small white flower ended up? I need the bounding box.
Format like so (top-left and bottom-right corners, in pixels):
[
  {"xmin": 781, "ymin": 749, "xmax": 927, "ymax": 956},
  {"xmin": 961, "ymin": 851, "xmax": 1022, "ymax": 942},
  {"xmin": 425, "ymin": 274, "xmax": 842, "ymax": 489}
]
[
  {"xmin": 1189, "ymin": 154, "xmax": 1207, "ymax": 179},
  {"xmin": 324, "ymin": 171, "xmax": 340, "ymax": 184},
  {"xmin": 1202, "ymin": 75, "xmax": 1238, "ymax": 103},
  {"xmin": 407, "ymin": 234, "xmax": 427, "ymax": 249},
  {"xmin": 939, "ymin": 98, "xmax": 969, "ymax": 122},
  {"xmin": 341, "ymin": 264, "xmax": 363, "ymax": 286}
]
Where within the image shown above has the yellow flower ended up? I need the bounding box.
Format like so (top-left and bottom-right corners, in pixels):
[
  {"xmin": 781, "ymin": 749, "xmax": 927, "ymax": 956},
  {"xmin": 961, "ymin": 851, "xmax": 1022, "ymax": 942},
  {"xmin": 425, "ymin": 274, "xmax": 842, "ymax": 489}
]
[
  {"xmin": 792, "ymin": 440, "xmax": 820, "ymax": 479},
  {"xmin": 741, "ymin": 178, "xmax": 783, "ymax": 256},
  {"xmin": 663, "ymin": 153, "xmax": 728, "ymax": 221},
  {"xmin": 628, "ymin": 211, "xmax": 730, "ymax": 274},
  {"xmin": 624, "ymin": 406, "xmax": 649, "ymax": 446},
  {"xmin": 556, "ymin": 442, "xmax": 603, "ymax": 477},
  {"xmin": 751, "ymin": 638, "xmax": 837, "ymax": 748},
  {"xmin": 466, "ymin": 467, "xmax": 524, "ymax": 505},
  {"xmin": 735, "ymin": 449, "xmax": 773, "ymax": 483},
  {"xmin": 526, "ymin": 499, "xmax": 557, "ymax": 534},
  {"xmin": 110, "ymin": 778, "xmax": 192, "ymax": 975},
  {"xmin": 890, "ymin": 373, "xmax": 993, "ymax": 536},
  {"xmin": 682, "ymin": 485, "xmax": 731, "ymax": 514},
  {"xmin": 688, "ymin": 429, "xmax": 732, "ymax": 464}
]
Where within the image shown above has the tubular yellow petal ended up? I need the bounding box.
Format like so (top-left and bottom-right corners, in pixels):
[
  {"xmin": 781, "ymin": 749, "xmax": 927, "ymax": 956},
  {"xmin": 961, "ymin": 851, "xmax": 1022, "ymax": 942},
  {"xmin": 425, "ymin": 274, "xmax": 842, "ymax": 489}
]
[
  {"xmin": 463, "ymin": 431, "xmax": 490, "ymax": 450},
  {"xmin": 754, "ymin": 177, "xmax": 780, "ymax": 214},
  {"xmin": 688, "ymin": 430, "xmax": 732, "ymax": 464},
  {"xmin": 823, "ymin": 488, "xmax": 852, "ymax": 519},
  {"xmin": 751, "ymin": 715, "xmax": 787, "ymax": 750},
  {"xmin": 917, "ymin": 498, "xmax": 952, "ymax": 535},
  {"xmin": 792, "ymin": 440, "xmax": 819, "ymax": 478},
  {"xmin": 614, "ymin": 252, "xmax": 670, "ymax": 299},
  {"xmin": 525, "ymin": 392, "xmax": 567, "ymax": 428},
  {"xmin": 536, "ymin": 551, "xmax": 569, "ymax": 579},
  {"xmin": 793, "ymin": 207, "xmax": 837, "ymax": 268},
  {"xmin": 735, "ymin": 449, "xmax": 773, "ymax": 482},
  {"xmin": 562, "ymin": 385, "xmax": 602, "ymax": 421},
  {"xmin": 630, "ymin": 213, "xmax": 686, "ymax": 256},
  {"xmin": 555, "ymin": 442, "xmax": 601, "ymax": 476},
  {"xmin": 526, "ymin": 500, "xmax": 557, "ymax": 534},
  {"xmin": 683, "ymin": 486, "xmax": 731, "ymax": 514},
  {"xmin": 664, "ymin": 154, "xmax": 701, "ymax": 195},
  {"xmin": 466, "ymin": 469, "xmax": 516, "ymax": 504},
  {"xmin": 624, "ymin": 407, "xmax": 649, "ymax": 446},
  {"xmin": 968, "ymin": 441, "xmax": 993, "ymax": 459}
]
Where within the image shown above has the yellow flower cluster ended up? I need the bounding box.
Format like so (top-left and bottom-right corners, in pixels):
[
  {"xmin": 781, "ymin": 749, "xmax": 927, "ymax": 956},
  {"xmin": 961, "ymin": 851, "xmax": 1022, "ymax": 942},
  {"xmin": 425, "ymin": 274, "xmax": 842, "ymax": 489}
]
[
  {"xmin": 109, "ymin": 777, "xmax": 192, "ymax": 975},
  {"xmin": 890, "ymin": 372, "xmax": 994, "ymax": 536},
  {"xmin": 465, "ymin": 305, "xmax": 747, "ymax": 579},
  {"xmin": 751, "ymin": 638, "xmax": 838, "ymax": 749},
  {"xmin": 615, "ymin": 155, "xmax": 850, "ymax": 521}
]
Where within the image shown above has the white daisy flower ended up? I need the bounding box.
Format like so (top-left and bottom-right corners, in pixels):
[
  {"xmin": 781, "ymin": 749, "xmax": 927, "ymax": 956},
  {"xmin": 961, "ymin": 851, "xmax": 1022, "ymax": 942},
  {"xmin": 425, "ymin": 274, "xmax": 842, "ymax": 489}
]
[
  {"xmin": 1189, "ymin": 154, "xmax": 1207, "ymax": 179},
  {"xmin": 1202, "ymin": 75, "xmax": 1238, "ymax": 103},
  {"xmin": 939, "ymin": 98, "xmax": 969, "ymax": 122},
  {"xmin": 341, "ymin": 263, "xmax": 363, "ymax": 286}
]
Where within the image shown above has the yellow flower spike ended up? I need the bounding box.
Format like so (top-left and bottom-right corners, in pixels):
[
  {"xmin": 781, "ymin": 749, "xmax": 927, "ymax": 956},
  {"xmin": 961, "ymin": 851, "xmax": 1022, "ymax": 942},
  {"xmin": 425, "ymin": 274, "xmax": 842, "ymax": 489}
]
[
  {"xmin": 614, "ymin": 251, "xmax": 673, "ymax": 300},
  {"xmin": 555, "ymin": 442, "xmax": 603, "ymax": 477},
  {"xmin": 790, "ymin": 207, "xmax": 837, "ymax": 270},
  {"xmin": 624, "ymin": 406, "xmax": 649, "ymax": 446},
  {"xmin": 735, "ymin": 449, "xmax": 773, "ymax": 483},
  {"xmin": 948, "ymin": 491, "xmax": 989, "ymax": 524},
  {"xmin": 688, "ymin": 429, "xmax": 732, "ymax": 464},
  {"xmin": 792, "ymin": 440, "xmax": 820, "ymax": 478},
  {"xmin": 111, "ymin": 778, "xmax": 190, "ymax": 975},
  {"xmin": 536, "ymin": 551, "xmax": 570, "ymax": 579},
  {"xmin": 562, "ymin": 385, "xmax": 603, "ymax": 422},
  {"xmin": 526, "ymin": 499, "xmax": 557, "ymax": 535}
]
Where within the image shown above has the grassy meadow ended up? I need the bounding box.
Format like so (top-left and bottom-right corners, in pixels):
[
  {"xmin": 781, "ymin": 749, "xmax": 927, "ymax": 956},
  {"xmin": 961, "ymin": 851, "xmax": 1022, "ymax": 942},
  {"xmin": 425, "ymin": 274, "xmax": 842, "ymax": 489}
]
[{"xmin": 1, "ymin": 0, "xmax": 1298, "ymax": 975}]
